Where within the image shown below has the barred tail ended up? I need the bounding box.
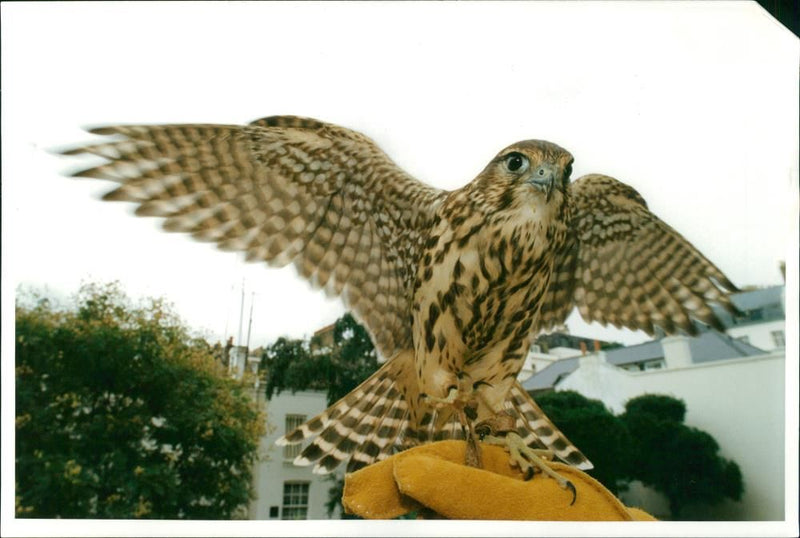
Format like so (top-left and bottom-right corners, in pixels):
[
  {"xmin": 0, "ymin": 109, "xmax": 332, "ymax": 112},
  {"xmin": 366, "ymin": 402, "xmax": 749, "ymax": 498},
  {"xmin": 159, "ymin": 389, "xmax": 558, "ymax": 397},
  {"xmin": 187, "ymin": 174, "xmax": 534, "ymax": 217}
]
[
  {"xmin": 505, "ymin": 382, "xmax": 593, "ymax": 470},
  {"xmin": 276, "ymin": 357, "xmax": 591, "ymax": 474},
  {"xmin": 275, "ymin": 351, "xmax": 415, "ymax": 474}
]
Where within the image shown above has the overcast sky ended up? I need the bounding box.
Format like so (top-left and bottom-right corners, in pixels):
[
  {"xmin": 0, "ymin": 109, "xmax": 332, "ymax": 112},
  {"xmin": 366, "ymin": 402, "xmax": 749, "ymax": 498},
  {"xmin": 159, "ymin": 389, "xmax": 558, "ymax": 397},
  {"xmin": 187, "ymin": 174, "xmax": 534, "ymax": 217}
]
[
  {"xmin": 2, "ymin": 1, "xmax": 798, "ymax": 535},
  {"xmin": 4, "ymin": 2, "xmax": 797, "ymax": 354}
]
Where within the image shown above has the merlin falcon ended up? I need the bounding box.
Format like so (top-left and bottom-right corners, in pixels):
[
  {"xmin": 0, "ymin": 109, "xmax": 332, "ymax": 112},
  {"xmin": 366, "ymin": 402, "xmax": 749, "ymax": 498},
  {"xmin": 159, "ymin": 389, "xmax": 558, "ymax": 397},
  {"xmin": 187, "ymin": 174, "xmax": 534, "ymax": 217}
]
[{"xmin": 63, "ymin": 116, "xmax": 738, "ymax": 498}]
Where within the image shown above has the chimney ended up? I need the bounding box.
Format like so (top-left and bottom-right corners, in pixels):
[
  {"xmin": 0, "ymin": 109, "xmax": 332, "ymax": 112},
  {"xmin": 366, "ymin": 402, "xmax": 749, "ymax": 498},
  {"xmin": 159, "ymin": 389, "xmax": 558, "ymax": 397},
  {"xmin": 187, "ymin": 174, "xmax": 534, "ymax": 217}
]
[{"xmin": 661, "ymin": 335, "xmax": 693, "ymax": 369}]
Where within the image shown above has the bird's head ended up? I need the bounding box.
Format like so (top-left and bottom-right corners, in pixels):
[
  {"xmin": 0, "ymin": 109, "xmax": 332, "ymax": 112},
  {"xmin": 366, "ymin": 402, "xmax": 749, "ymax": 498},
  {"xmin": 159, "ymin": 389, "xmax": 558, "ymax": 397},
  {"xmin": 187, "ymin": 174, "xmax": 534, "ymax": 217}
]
[{"xmin": 472, "ymin": 140, "xmax": 574, "ymax": 213}]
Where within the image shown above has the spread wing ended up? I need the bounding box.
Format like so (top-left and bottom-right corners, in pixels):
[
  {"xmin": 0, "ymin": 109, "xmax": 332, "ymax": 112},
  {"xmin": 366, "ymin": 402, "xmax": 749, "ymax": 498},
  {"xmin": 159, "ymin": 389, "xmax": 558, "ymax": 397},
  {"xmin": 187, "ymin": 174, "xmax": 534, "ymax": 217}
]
[
  {"xmin": 539, "ymin": 173, "xmax": 738, "ymax": 335},
  {"xmin": 62, "ymin": 115, "xmax": 445, "ymax": 358}
]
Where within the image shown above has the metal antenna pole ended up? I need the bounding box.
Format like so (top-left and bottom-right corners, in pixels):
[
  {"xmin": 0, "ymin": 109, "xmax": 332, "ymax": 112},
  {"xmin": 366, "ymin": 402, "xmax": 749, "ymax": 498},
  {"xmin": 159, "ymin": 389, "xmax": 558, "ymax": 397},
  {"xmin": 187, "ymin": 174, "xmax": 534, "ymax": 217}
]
[
  {"xmin": 237, "ymin": 278, "xmax": 245, "ymax": 346},
  {"xmin": 246, "ymin": 292, "xmax": 255, "ymax": 353}
]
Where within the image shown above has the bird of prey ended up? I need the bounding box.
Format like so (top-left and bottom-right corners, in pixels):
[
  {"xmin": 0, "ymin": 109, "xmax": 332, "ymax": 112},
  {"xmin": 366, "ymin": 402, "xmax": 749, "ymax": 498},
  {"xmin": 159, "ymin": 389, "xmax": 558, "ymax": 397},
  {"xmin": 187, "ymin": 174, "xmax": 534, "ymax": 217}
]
[{"xmin": 63, "ymin": 116, "xmax": 738, "ymax": 500}]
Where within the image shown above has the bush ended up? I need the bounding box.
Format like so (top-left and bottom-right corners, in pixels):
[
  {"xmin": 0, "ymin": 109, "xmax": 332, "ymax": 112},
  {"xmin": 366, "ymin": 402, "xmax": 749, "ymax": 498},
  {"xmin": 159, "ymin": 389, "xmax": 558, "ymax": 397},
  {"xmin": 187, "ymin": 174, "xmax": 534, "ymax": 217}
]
[
  {"xmin": 536, "ymin": 391, "xmax": 633, "ymax": 494},
  {"xmin": 621, "ymin": 394, "xmax": 743, "ymax": 518}
]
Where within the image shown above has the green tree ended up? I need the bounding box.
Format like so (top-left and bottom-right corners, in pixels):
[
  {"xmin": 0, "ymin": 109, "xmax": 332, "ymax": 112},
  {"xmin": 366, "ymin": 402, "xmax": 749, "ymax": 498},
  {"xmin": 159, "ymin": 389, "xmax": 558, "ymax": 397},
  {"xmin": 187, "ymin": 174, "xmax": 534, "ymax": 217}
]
[
  {"xmin": 262, "ymin": 313, "xmax": 379, "ymax": 406},
  {"xmin": 620, "ymin": 394, "xmax": 743, "ymax": 518},
  {"xmin": 15, "ymin": 282, "xmax": 265, "ymax": 519},
  {"xmin": 536, "ymin": 391, "xmax": 633, "ymax": 494}
]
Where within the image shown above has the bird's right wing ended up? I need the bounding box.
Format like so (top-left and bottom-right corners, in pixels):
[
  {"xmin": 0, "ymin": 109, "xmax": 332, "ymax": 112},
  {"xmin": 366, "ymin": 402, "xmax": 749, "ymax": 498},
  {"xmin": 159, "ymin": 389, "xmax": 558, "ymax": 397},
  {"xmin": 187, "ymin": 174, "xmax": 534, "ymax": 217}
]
[
  {"xmin": 539, "ymin": 174, "xmax": 738, "ymax": 335},
  {"xmin": 62, "ymin": 115, "xmax": 446, "ymax": 358}
]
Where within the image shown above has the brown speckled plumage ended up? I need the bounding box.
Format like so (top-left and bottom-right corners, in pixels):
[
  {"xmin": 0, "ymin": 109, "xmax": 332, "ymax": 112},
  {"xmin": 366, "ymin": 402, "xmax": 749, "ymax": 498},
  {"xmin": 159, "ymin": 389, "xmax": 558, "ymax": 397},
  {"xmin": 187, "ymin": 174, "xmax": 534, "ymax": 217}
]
[{"xmin": 64, "ymin": 116, "xmax": 738, "ymax": 474}]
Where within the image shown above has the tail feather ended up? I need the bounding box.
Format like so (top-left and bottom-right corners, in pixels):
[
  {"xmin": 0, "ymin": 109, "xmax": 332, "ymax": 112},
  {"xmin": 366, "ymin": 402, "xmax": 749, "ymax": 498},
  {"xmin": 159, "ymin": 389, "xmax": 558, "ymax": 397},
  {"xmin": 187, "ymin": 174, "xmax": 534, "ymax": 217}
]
[
  {"xmin": 305, "ymin": 374, "xmax": 395, "ymax": 473},
  {"xmin": 310, "ymin": 370, "xmax": 397, "ymax": 474},
  {"xmin": 506, "ymin": 388, "xmax": 549, "ymax": 451},
  {"xmin": 277, "ymin": 352, "xmax": 414, "ymax": 474},
  {"xmin": 506, "ymin": 383, "xmax": 593, "ymax": 470},
  {"xmin": 277, "ymin": 353, "xmax": 592, "ymax": 474},
  {"xmin": 346, "ymin": 393, "xmax": 409, "ymax": 472}
]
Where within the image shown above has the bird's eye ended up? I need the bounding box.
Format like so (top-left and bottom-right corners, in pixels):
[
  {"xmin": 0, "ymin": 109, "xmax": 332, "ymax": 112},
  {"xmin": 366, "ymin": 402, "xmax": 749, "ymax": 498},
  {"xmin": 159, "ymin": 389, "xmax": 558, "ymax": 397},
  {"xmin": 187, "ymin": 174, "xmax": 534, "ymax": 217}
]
[{"xmin": 504, "ymin": 152, "xmax": 529, "ymax": 173}]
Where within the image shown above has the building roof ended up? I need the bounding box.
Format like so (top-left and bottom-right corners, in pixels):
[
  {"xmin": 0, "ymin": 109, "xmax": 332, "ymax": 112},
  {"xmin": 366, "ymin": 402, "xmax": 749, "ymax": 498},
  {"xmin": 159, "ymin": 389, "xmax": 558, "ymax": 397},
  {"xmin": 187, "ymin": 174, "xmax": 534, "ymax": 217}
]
[
  {"xmin": 533, "ymin": 332, "xmax": 612, "ymax": 352},
  {"xmin": 521, "ymin": 329, "xmax": 767, "ymax": 392},
  {"xmin": 731, "ymin": 285, "xmax": 784, "ymax": 311},
  {"xmin": 605, "ymin": 330, "xmax": 765, "ymax": 366},
  {"xmin": 713, "ymin": 285, "xmax": 785, "ymax": 327},
  {"xmin": 522, "ymin": 356, "xmax": 580, "ymax": 391}
]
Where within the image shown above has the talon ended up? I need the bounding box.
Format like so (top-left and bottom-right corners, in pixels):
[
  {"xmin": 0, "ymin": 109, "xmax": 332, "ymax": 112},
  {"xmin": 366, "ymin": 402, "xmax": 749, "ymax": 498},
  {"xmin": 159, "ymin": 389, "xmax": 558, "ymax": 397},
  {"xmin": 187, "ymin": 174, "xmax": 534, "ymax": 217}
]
[
  {"xmin": 566, "ymin": 480, "xmax": 576, "ymax": 506},
  {"xmin": 464, "ymin": 404, "xmax": 478, "ymax": 421},
  {"xmin": 524, "ymin": 467, "xmax": 534, "ymax": 481},
  {"xmin": 423, "ymin": 386, "xmax": 460, "ymax": 407},
  {"xmin": 472, "ymin": 380, "xmax": 493, "ymax": 390},
  {"xmin": 476, "ymin": 423, "xmax": 491, "ymax": 441},
  {"xmin": 483, "ymin": 431, "xmax": 578, "ymax": 505}
]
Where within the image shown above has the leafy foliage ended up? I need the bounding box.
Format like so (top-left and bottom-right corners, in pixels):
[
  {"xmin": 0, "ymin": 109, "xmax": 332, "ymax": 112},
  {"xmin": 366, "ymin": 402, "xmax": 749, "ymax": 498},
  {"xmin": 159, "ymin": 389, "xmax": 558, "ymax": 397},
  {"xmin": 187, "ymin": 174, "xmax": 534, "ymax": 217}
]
[
  {"xmin": 536, "ymin": 391, "xmax": 633, "ymax": 495},
  {"xmin": 15, "ymin": 282, "xmax": 265, "ymax": 519},
  {"xmin": 620, "ymin": 394, "xmax": 743, "ymax": 518},
  {"xmin": 623, "ymin": 393, "xmax": 686, "ymax": 423},
  {"xmin": 262, "ymin": 313, "xmax": 379, "ymax": 406},
  {"xmin": 538, "ymin": 391, "xmax": 743, "ymax": 518}
]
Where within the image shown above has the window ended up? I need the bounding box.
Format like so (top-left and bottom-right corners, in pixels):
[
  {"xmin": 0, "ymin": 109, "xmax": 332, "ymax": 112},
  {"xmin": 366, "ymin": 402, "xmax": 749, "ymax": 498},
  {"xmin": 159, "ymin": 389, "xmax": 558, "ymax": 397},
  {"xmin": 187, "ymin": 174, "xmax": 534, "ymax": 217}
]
[
  {"xmin": 282, "ymin": 482, "xmax": 309, "ymax": 520},
  {"xmin": 771, "ymin": 330, "xmax": 785, "ymax": 348},
  {"xmin": 269, "ymin": 506, "xmax": 279, "ymax": 519},
  {"xmin": 283, "ymin": 414, "xmax": 306, "ymax": 460}
]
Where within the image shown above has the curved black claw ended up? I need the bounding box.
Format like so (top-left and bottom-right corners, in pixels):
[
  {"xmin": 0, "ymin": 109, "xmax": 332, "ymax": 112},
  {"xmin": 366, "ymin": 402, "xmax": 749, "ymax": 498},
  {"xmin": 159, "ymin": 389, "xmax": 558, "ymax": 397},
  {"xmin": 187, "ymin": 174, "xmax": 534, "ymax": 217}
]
[
  {"xmin": 523, "ymin": 467, "xmax": 534, "ymax": 481},
  {"xmin": 566, "ymin": 480, "xmax": 577, "ymax": 506}
]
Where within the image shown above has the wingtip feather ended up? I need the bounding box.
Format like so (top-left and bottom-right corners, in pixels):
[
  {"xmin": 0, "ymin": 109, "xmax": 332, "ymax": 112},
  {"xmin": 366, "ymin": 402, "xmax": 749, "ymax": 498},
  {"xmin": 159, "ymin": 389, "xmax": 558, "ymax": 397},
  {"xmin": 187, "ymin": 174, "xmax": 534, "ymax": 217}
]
[
  {"xmin": 293, "ymin": 456, "xmax": 313, "ymax": 466},
  {"xmin": 86, "ymin": 125, "xmax": 123, "ymax": 136}
]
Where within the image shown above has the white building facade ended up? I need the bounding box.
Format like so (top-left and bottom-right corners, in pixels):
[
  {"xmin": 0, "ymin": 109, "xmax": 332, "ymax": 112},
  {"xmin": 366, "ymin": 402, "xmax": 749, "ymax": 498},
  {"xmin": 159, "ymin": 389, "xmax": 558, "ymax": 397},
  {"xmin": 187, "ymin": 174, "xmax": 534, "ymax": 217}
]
[
  {"xmin": 556, "ymin": 345, "xmax": 785, "ymax": 520},
  {"xmin": 521, "ymin": 285, "xmax": 787, "ymax": 520},
  {"xmin": 248, "ymin": 389, "xmax": 341, "ymax": 520}
]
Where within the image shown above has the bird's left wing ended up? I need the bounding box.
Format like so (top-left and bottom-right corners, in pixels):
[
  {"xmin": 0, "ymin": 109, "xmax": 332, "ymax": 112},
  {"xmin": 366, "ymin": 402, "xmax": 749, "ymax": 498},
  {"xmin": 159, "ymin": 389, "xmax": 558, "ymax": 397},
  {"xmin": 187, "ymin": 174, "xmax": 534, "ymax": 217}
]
[
  {"xmin": 62, "ymin": 116, "xmax": 446, "ymax": 358},
  {"xmin": 539, "ymin": 174, "xmax": 738, "ymax": 335}
]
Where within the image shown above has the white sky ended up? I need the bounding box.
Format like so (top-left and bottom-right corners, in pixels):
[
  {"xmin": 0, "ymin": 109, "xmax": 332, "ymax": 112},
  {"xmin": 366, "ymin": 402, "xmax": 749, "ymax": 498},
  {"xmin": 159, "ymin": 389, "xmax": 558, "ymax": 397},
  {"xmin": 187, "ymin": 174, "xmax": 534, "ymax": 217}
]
[{"xmin": 2, "ymin": 2, "xmax": 799, "ymax": 536}]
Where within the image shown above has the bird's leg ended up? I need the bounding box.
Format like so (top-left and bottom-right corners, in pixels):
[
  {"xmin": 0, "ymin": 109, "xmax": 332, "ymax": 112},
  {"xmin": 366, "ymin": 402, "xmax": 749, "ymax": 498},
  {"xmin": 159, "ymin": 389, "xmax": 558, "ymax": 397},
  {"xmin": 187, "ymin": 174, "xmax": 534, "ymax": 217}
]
[
  {"xmin": 421, "ymin": 376, "xmax": 483, "ymax": 467},
  {"xmin": 477, "ymin": 412, "xmax": 577, "ymax": 505},
  {"xmin": 421, "ymin": 385, "xmax": 461, "ymax": 407},
  {"xmin": 425, "ymin": 395, "xmax": 484, "ymax": 468},
  {"xmin": 462, "ymin": 400, "xmax": 482, "ymax": 468}
]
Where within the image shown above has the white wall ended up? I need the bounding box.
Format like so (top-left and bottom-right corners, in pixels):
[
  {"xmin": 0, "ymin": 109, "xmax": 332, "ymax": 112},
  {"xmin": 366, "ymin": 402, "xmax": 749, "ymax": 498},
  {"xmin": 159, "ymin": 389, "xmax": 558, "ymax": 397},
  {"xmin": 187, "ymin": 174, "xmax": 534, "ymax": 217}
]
[
  {"xmin": 727, "ymin": 319, "xmax": 785, "ymax": 351},
  {"xmin": 520, "ymin": 346, "xmax": 582, "ymax": 381},
  {"xmin": 249, "ymin": 390, "xmax": 341, "ymax": 520},
  {"xmin": 557, "ymin": 351, "xmax": 785, "ymax": 520}
]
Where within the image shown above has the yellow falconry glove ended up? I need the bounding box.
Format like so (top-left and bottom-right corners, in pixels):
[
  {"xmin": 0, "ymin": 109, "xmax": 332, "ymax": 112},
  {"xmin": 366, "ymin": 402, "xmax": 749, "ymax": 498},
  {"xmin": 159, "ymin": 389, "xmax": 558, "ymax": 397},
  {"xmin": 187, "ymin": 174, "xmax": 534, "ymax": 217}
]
[{"xmin": 342, "ymin": 440, "xmax": 656, "ymax": 520}]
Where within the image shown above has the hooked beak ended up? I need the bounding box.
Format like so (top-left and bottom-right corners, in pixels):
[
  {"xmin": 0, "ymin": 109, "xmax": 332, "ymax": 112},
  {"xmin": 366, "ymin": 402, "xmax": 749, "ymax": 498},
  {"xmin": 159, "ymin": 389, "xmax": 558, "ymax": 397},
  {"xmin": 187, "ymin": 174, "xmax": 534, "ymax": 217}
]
[{"xmin": 527, "ymin": 164, "xmax": 557, "ymax": 202}]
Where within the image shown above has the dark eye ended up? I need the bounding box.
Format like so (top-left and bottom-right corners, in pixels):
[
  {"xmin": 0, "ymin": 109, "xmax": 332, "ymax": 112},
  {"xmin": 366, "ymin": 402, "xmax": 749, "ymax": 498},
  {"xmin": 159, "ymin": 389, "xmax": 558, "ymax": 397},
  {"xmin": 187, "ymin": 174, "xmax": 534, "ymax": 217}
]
[
  {"xmin": 504, "ymin": 152, "xmax": 529, "ymax": 173},
  {"xmin": 564, "ymin": 163, "xmax": 573, "ymax": 179}
]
